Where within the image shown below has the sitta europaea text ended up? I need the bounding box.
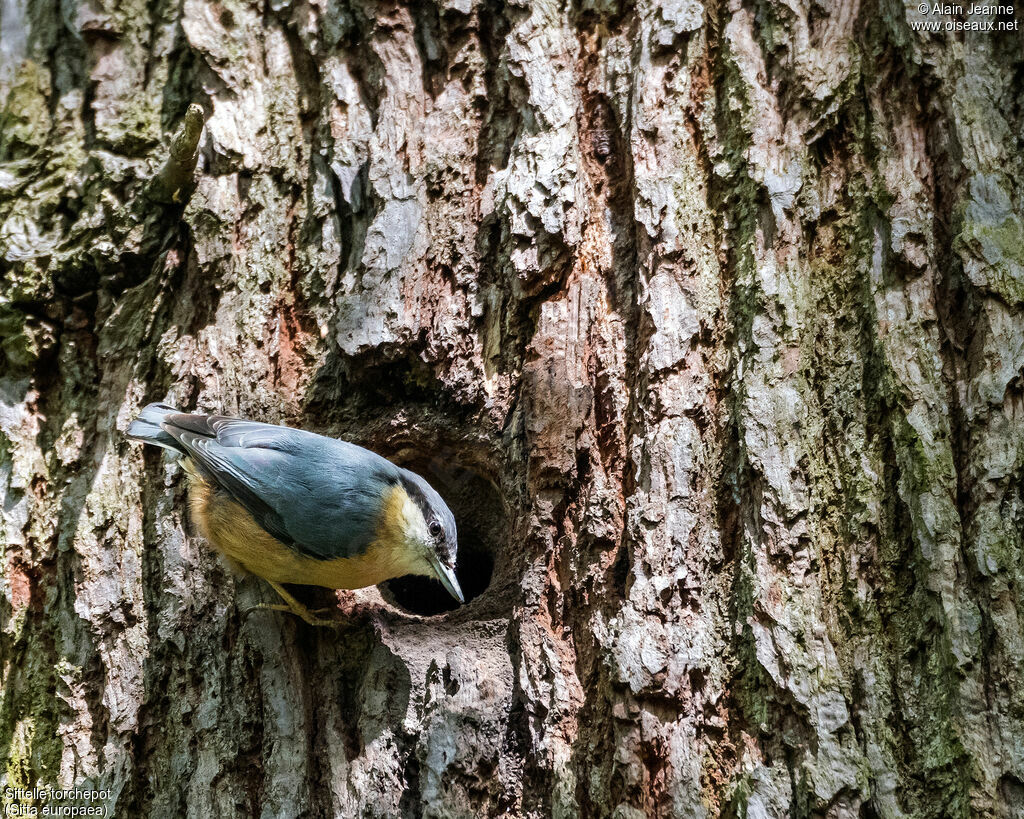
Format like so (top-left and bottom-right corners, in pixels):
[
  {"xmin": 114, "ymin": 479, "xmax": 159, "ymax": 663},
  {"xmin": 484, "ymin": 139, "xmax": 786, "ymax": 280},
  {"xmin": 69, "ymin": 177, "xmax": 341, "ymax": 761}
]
[{"xmin": 127, "ymin": 403, "xmax": 463, "ymax": 625}]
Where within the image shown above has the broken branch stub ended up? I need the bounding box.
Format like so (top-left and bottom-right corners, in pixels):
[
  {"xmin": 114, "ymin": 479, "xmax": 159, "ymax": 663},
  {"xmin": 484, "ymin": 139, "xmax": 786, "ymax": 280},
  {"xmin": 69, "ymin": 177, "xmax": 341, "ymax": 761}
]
[{"xmin": 147, "ymin": 103, "xmax": 205, "ymax": 204}]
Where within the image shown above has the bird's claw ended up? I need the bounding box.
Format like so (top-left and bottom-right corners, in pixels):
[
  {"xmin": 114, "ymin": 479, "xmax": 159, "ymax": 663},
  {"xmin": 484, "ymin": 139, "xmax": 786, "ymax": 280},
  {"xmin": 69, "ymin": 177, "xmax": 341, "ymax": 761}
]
[
  {"xmin": 243, "ymin": 602, "xmax": 338, "ymax": 628},
  {"xmin": 243, "ymin": 583, "xmax": 340, "ymax": 628}
]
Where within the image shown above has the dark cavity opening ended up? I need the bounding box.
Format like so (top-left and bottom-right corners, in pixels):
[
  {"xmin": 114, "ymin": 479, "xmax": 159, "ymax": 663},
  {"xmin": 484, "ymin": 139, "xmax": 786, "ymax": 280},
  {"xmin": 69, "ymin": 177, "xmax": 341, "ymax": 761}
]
[
  {"xmin": 378, "ymin": 450, "xmax": 503, "ymax": 616},
  {"xmin": 380, "ymin": 538, "xmax": 494, "ymax": 616}
]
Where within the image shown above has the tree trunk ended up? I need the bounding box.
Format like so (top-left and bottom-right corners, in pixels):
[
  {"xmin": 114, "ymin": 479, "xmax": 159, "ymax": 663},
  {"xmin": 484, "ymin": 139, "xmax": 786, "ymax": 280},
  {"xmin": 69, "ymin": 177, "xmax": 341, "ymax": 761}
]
[{"xmin": 2, "ymin": 0, "xmax": 1023, "ymax": 815}]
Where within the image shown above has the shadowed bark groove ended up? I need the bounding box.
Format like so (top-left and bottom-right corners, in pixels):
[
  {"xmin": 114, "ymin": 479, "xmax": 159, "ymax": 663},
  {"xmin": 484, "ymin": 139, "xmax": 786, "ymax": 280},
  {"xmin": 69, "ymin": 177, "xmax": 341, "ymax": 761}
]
[{"xmin": 2, "ymin": 0, "xmax": 1023, "ymax": 816}]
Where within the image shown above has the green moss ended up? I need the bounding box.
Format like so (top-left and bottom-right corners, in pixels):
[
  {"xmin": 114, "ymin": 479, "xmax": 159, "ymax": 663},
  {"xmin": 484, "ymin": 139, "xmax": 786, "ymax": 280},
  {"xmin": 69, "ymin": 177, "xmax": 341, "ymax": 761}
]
[
  {"xmin": 721, "ymin": 773, "xmax": 753, "ymax": 819},
  {"xmin": 5, "ymin": 718, "xmax": 35, "ymax": 791},
  {"xmin": 0, "ymin": 302, "xmax": 56, "ymax": 375},
  {"xmin": 0, "ymin": 306, "xmax": 38, "ymax": 373},
  {"xmin": 0, "ymin": 634, "xmax": 62, "ymax": 793},
  {"xmin": 0, "ymin": 60, "xmax": 51, "ymax": 160},
  {"xmin": 107, "ymin": 95, "xmax": 163, "ymax": 155},
  {"xmin": 750, "ymin": 1, "xmax": 790, "ymax": 59},
  {"xmin": 955, "ymin": 213, "xmax": 1024, "ymax": 304},
  {"xmin": 872, "ymin": 416, "xmax": 976, "ymax": 817}
]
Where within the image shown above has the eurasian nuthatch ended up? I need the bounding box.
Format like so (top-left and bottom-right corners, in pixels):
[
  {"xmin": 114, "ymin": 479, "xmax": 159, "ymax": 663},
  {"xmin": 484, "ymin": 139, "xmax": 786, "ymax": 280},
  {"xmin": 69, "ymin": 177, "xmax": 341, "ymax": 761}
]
[{"xmin": 127, "ymin": 403, "xmax": 463, "ymax": 625}]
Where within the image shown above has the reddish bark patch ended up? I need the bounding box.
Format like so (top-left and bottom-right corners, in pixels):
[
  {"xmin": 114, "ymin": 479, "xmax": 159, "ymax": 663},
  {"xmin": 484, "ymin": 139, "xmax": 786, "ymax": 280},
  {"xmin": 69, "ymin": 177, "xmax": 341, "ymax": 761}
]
[
  {"xmin": 274, "ymin": 304, "xmax": 309, "ymax": 400},
  {"xmin": 7, "ymin": 556, "xmax": 33, "ymax": 613},
  {"xmin": 701, "ymin": 696, "xmax": 740, "ymax": 812},
  {"xmin": 271, "ymin": 196, "xmax": 320, "ymax": 408}
]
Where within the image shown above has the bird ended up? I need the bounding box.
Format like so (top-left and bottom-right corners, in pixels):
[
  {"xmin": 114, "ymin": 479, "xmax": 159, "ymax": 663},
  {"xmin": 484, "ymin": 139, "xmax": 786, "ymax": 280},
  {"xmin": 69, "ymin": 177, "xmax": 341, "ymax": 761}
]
[{"xmin": 126, "ymin": 402, "xmax": 463, "ymax": 625}]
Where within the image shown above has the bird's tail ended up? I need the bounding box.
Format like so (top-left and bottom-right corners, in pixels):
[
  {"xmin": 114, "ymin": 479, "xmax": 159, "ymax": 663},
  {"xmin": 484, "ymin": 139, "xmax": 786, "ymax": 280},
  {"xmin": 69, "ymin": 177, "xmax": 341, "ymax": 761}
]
[{"xmin": 126, "ymin": 402, "xmax": 185, "ymax": 455}]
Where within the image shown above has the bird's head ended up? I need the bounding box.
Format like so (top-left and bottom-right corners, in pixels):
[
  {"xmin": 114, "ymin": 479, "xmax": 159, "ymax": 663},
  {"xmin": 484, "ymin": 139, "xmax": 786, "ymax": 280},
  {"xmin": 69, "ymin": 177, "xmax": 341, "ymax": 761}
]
[{"xmin": 390, "ymin": 468, "xmax": 463, "ymax": 604}]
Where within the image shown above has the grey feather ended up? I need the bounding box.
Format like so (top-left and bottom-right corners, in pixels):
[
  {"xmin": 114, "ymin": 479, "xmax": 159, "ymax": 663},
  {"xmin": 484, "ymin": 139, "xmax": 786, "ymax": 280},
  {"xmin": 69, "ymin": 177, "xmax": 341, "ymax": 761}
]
[{"xmin": 125, "ymin": 403, "xmax": 181, "ymax": 454}]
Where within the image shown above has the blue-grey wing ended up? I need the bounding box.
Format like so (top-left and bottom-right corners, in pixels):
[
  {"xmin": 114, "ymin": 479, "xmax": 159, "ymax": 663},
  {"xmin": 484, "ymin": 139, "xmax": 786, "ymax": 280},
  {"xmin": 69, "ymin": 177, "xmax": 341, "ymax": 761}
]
[{"xmin": 163, "ymin": 416, "xmax": 397, "ymax": 560}]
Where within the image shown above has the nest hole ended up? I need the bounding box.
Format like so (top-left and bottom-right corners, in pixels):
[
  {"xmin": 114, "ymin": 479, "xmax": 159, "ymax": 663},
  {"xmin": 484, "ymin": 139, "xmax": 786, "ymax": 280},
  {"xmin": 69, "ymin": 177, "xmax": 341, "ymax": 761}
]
[
  {"xmin": 378, "ymin": 449, "xmax": 504, "ymax": 616},
  {"xmin": 380, "ymin": 538, "xmax": 494, "ymax": 615}
]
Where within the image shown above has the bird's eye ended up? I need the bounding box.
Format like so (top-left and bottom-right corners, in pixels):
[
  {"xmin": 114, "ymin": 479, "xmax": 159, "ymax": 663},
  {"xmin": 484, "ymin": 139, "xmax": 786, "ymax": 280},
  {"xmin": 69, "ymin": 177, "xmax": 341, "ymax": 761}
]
[{"xmin": 428, "ymin": 519, "xmax": 443, "ymax": 539}]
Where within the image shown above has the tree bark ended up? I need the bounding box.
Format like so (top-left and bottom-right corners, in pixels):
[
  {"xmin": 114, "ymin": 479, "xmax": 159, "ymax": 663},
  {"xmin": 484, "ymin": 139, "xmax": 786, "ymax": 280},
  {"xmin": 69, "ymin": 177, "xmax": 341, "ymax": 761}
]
[{"xmin": 2, "ymin": 0, "xmax": 1023, "ymax": 816}]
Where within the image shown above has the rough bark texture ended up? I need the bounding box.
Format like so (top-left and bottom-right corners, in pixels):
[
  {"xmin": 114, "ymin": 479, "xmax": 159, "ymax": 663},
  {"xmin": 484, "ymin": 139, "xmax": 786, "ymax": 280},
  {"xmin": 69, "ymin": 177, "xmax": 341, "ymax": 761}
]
[{"xmin": 2, "ymin": 0, "xmax": 1023, "ymax": 816}]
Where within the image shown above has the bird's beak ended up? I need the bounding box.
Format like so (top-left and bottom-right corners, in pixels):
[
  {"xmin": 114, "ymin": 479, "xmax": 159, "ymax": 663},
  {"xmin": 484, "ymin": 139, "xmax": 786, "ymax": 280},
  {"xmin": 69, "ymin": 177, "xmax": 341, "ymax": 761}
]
[{"xmin": 427, "ymin": 552, "xmax": 464, "ymax": 604}]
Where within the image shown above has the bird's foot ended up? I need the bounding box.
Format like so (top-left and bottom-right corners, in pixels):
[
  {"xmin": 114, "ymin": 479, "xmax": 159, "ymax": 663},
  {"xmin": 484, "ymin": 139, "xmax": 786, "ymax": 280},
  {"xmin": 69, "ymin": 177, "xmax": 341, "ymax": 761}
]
[
  {"xmin": 247, "ymin": 602, "xmax": 337, "ymax": 628},
  {"xmin": 242, "ymin": 581, "xmax": 340, "ymax": 628}
]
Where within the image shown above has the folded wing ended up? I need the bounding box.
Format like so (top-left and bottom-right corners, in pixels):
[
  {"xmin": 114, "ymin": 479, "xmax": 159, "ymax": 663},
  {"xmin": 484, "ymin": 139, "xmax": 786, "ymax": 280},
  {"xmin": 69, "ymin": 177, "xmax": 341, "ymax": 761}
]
[{"xmin": 160, "ymin": 413, "xmax": 397, "ymax": 560}]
